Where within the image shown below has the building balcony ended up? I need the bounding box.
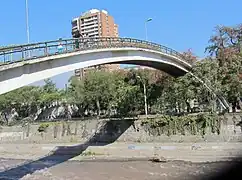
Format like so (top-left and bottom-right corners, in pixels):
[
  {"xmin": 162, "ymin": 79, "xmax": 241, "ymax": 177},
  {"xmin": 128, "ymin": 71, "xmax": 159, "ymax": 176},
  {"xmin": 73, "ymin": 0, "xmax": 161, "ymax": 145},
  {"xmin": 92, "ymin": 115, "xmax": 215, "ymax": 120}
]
[
  {"xmin": 81, "ymin": 24, "xmax": 99, "ymax": 30},
  {"xmin": 72, "ymin": 29, "xmax": 81, "ymax": 38},
  {"xmin": 72, "ymin": 26, "xmax": 78, "ymax": 31},
  {"xmin": 83, "ymin": 16, "xmax": 98, "ymax": 22},
  {"xmin": 86, "ymin": 31, "xmax": 99, "ymax": 37},
  {"xmin": 81, "ymin": 28, "xmax": 99, "ymax": 34},
  {"xmin": 81, "ymin": 20, "xmax": 99, "ymax": 27}
]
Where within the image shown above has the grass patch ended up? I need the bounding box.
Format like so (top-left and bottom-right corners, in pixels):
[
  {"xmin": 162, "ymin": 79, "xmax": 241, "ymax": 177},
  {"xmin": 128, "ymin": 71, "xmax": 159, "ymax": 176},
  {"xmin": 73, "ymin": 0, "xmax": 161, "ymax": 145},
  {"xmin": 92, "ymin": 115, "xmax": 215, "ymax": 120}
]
[{"xmin": 81, "ymin": 150, "xmax": 104, "ymax": 156}]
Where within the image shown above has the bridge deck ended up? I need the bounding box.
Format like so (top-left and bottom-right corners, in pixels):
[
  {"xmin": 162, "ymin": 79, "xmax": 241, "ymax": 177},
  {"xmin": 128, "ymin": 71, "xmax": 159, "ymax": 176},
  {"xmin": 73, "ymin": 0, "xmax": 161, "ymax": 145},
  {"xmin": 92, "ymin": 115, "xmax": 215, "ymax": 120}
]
[{"xmin": 0, "ymin": 37, "xmax": 190, "ymax": 67}]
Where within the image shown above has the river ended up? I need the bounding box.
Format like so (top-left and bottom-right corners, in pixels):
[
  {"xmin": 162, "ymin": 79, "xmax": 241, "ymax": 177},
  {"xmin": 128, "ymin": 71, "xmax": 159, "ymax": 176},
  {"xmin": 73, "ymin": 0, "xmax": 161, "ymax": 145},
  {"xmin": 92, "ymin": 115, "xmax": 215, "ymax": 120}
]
[{"xmin": 0, "ymin": 158, "xmax": 241, "ymax": 180}]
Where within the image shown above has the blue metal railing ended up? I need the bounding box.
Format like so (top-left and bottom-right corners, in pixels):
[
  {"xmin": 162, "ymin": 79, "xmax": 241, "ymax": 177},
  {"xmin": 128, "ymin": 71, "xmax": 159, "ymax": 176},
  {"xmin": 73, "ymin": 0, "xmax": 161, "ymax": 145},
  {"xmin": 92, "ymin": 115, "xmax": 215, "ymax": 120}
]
[{"xmin": 0, "ymin": 37, "xmax": 188, "ymax": 65}]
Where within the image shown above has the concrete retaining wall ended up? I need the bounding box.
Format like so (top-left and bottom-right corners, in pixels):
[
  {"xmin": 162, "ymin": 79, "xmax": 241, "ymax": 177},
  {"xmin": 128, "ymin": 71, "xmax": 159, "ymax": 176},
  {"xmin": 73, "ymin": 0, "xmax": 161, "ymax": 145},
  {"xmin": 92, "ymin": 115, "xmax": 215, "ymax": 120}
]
[{"xmin": 0, "ymin": 113, "xmax": 241, "ymax": 143}]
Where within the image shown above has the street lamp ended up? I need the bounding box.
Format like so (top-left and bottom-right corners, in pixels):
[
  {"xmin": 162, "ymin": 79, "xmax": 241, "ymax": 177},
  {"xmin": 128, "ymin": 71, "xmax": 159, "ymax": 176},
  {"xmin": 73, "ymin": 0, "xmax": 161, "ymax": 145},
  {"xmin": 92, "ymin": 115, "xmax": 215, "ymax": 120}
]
[
  {"xmin": 137, "ymin": 75, "xmax": 148, "ymax": 116},
  {"xmin": 25, "ymin": 0, "xmax": 30, "ymax": 44},
  {"xmin": 145, "ymin": 18, "xmax": 152, "ymax": 41},
  {"xmin": 25, "ymin": 0, "xmax": 30, "ymax": 58}
]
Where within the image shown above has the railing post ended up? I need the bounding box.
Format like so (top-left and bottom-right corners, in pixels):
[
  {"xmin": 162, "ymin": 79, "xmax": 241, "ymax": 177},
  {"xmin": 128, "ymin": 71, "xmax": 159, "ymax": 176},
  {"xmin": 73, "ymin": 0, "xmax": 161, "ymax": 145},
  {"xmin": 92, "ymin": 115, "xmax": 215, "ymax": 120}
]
[
  {"xmin": 3, "ymin": 52, "xmax": 6, "ymax": 63},
  {"xmin": 96, "ymin": 37, "xmax": 100, "ymax": 48},
  {"xmin": 44, "ymin": 42, "xmax": 48, "ymax": 56},
  {"xmin": 74, "ymin": 39, "xmax": 80, "ymax": 50},
  {"xmin": 21, "ymin": 46, "xmax": 24, "ymax": 60},
  {"xmin": 118, "ymin": 38, "xmax": 121, "ymax": 48},
  {"xmin": 65, "ymin": 40, "xmax": 68, "ymax": 52}
]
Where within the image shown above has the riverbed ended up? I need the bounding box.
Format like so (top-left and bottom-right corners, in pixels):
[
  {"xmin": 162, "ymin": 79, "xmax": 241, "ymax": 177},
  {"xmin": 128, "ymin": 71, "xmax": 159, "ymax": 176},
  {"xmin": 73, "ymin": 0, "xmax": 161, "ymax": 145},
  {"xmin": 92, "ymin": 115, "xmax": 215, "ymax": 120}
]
[{"xmin": 0, "ymin": 158, "xmax": 241, "ymax": 180}]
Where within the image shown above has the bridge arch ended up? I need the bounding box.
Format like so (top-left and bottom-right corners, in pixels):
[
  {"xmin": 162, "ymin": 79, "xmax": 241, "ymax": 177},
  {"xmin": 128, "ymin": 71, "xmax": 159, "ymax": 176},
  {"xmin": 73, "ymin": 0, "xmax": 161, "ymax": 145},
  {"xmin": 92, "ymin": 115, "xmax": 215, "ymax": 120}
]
[{"xmin": 0, "ymin": 38, "xmax": 191, "ymax": 95}]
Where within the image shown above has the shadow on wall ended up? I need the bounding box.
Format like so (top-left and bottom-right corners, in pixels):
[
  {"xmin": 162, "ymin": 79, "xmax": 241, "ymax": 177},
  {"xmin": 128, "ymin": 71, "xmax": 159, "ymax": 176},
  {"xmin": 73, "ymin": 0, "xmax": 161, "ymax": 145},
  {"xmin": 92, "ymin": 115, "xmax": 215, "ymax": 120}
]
[{"xmin": 0, "ymin": 119, "xmax": 135, "ymax": 179}]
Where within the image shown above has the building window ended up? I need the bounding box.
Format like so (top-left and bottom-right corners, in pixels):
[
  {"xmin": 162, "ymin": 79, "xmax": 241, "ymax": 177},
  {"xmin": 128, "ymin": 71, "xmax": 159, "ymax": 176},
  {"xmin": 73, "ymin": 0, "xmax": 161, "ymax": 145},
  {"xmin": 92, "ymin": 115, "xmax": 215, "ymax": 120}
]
[{"xmin": 72, "ymin": 20, "xmax": 78, "ymax": 27}]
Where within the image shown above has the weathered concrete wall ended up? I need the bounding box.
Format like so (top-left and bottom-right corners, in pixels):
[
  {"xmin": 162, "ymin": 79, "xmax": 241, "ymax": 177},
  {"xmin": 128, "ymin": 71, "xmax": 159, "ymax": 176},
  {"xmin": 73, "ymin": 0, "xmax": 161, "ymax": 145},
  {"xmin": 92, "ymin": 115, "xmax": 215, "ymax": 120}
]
[{"xmin": 0, "ymin": 113, "xmax": 241, "ymax": 143}]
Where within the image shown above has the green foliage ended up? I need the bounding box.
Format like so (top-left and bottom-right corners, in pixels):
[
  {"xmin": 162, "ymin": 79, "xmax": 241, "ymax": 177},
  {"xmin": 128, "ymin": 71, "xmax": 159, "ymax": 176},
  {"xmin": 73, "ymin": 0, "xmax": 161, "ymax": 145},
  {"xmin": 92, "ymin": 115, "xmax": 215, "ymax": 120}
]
[
  {"xmin": 38, "ymin": 123, "xmax": 50, "ymax": 133},
  {"xmin": 141, "ymin": 113, "xmax": 220, "ymax": 136},
  {"xmin": 0, "ymin": 79, "xmax": 62, "ymax": 117},
  {"xmin": 81, "ymin": 150, "xmax": 104, "ymax": 156},
  {"xmin": 205, "ymin": 25, "xmax": 242, "ymax": 110}
]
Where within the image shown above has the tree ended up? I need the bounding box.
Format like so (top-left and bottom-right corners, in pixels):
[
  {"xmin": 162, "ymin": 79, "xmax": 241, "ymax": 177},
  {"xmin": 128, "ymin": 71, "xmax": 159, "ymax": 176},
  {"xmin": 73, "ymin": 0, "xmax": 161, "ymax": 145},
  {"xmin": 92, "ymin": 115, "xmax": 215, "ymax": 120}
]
[
  {"xmin": 67, "ymin": 76, "xmax": 86, "ymax": 116},
  {"xmin": 206, "ymin": 25, "xmax": 242, "ymax": 111},
  {"xmin": 182, "ymin": 49, "xmax": 197, "ymax": 65},
  {"xmin": 42, "ymin": 78, "xmax": 57, "ymax": 93},
  {"xmin": 39, "ymin": 79, "xmax": 62, "ymax": 106},
  {"xmin": 0, "ymin": 86, "xmax": 42, "ymax": 124},
  {"xmin": 112, "ymin": 70, "xmax": 141, "ymax": 116}
]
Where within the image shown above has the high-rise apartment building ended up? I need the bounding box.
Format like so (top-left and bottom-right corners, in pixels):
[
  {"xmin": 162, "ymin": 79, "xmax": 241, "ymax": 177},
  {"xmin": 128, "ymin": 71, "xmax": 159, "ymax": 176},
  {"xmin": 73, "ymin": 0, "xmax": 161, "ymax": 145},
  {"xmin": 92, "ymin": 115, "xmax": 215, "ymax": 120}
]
[
  {"xmin": 72, "ymin": 9, "xmax": 119, "ymax": 38},
  {"xmin": 71, "ymin": 9, "xmax": 120, "ymax": 79}
]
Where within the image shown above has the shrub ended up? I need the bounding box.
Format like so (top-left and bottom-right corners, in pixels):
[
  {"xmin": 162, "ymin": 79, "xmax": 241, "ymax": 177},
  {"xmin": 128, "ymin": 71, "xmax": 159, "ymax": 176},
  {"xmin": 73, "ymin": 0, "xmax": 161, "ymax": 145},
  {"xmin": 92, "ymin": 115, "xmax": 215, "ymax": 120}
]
[
  {"xmin": 141, "ymin": 113, "xmax": 220, "ymax": 136},
  {"xmin": 38, "ymin": 123, "xmax": 50, "ymax": 133}
]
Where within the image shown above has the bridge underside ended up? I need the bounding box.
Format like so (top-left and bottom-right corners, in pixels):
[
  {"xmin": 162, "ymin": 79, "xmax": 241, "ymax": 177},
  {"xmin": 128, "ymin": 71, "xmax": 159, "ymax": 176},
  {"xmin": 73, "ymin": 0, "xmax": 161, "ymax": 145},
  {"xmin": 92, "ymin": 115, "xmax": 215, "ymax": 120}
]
[
  {"xmin": 0, "ymin": 48, "xmax": 191, "ymax": 95},
  {"xmin": 110, "ymin": 60, "xmax": 186, "ymax": 77}
]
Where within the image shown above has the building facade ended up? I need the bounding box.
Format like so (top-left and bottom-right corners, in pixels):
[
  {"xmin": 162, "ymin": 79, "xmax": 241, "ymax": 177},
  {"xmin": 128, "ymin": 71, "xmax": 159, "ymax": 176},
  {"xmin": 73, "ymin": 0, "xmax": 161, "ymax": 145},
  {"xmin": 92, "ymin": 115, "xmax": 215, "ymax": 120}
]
[
  {"xmin": 72, "ymin": 9, "xmax": 119, "ymax": 38},
  {"xmin": 71, "ymin": 9, "xmax": 120, "ymax": 79}
]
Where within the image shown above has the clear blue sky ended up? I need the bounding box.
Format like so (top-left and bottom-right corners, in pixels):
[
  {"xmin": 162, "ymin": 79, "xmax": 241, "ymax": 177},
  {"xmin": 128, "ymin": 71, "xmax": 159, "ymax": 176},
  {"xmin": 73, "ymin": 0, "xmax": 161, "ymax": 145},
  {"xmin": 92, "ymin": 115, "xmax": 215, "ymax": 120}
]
[{"xmin": 1, "ymin": 0, "xmax": 241, "ymax": 88}]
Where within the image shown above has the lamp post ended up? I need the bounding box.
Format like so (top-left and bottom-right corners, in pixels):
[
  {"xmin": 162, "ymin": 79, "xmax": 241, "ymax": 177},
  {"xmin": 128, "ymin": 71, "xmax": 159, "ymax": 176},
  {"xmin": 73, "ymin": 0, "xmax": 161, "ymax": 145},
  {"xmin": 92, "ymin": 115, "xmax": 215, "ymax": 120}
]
[
  {"xmin": 25, "ymin": 0, "xmax": 30, "ymax": 58},
  {"xmin": 145, "ymin": 18, "xmax": 152, "ymax": 41},
  {"xmin": 137, "ymin": 76, "xmax": 148, "ymax": 116},
  {"xmin": 25, "ymin": 0, "xmax": 30, "ymax": 44}
]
